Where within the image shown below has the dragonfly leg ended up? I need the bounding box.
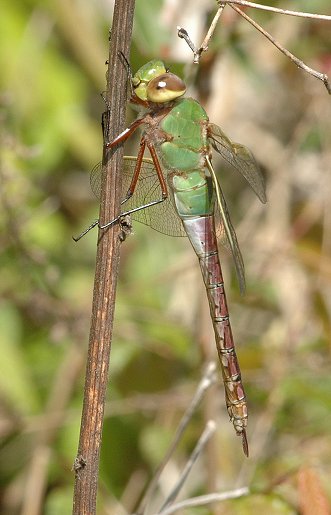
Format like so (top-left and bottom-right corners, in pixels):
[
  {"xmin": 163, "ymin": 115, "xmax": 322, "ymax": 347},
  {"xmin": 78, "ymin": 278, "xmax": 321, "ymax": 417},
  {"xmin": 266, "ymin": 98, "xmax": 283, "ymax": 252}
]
[
  {"xmin": 147, "ymin": 143, "xmax": 168, "ymax": 199},
  {"xmin": 104, "ymin": 117, "xmax": 145, "ymax": 149},
  {"xmin": 75, "ymin": 124, "xmax": 168, "ymax": 241},
  {"xmin": 72, "ymin": 219, "xmax": 99, "ymax": 242},
  {"xmin": 101, "ymin": 143, "xmax": 168, "ymax": 230},
  {"xmin": 121, "ymin": 139, "xmax": 146, "ymax": 204},
  {"xmin": 73, "ymin": 193, "xmax": 167, "ymax": 241},
  {"xmin": 99, "ymin": 197, "xmax": 166, "ymax": 230},
  {"xmin": 75, "ymin": 141, "xmax": 168, "ymax": 240}
]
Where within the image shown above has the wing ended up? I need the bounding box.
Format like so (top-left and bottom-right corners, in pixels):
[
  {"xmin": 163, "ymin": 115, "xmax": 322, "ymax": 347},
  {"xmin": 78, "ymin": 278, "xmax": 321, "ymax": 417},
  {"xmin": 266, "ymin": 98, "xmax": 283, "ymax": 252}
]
[
  {"xmin": 206, "ymin": 156, "xmax": 246, "ymax": 294},
  {"xmin": 91, "ymin": 156, "xmax": 244, "ymax": 289},
  {"xmin": 90, "ymin": 157, "xmax": 187, "ymax": 237},
  {"xmin": 208, "ymin": 123, "xmax": 266, "ymax": 204}
]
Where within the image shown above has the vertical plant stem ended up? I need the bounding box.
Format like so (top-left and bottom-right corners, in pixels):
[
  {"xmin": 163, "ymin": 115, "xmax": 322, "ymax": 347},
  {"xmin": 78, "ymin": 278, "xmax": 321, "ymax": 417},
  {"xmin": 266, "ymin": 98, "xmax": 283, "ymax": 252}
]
[{"xmin": 72, "ymin": 1, "xmax": 135, "ymax": 513}]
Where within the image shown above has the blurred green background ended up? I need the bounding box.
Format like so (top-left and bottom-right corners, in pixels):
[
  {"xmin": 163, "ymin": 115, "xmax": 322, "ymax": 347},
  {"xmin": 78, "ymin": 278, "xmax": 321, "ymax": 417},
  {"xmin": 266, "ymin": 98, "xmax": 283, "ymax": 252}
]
[{"xmin": 1, "ymin": 1, "xmax": 331, "ymax": 513}]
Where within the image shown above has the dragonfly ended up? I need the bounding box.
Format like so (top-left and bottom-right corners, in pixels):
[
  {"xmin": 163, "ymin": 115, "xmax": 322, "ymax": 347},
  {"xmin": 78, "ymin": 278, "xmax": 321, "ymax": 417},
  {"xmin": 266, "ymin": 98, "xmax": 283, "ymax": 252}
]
[{"xmin": 76, "ymin": 59, "xmax": 266, "ymax": 457}]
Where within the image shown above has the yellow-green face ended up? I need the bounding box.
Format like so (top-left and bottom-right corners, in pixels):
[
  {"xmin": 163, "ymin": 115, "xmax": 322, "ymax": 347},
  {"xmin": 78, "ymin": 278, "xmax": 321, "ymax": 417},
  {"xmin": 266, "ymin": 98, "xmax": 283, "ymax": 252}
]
[{"xmin": 132, "ymin": 60, "xmax": 186, "ymax": 103}]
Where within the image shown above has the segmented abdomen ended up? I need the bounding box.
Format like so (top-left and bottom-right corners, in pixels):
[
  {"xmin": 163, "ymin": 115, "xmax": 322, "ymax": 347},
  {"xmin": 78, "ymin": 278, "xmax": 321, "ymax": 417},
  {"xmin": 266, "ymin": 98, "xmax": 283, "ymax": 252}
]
[{"xmin": 181, "ymin": 215, "xmax": 248, "ymax": 456}]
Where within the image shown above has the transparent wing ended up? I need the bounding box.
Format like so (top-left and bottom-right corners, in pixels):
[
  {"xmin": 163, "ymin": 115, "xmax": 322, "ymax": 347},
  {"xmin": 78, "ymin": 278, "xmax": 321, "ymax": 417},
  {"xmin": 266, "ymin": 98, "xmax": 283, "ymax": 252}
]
[
  {"xmin": 90, "ymin": 157, "xmax": 187, "ymax": 237},
  {"xmin": 208, "ymin": 123, "xmax": 266, "ymax": 204},
  {"xmin": 206, "ymin": 156, "xmax": 246, "ymax": 293},
  {"xmin": 218, "ymin": 187, "xmax": 246, "ymax": 294},
  {"xmin": 91, "ymin": 156, "xmax": 244, "ymax": 289}
]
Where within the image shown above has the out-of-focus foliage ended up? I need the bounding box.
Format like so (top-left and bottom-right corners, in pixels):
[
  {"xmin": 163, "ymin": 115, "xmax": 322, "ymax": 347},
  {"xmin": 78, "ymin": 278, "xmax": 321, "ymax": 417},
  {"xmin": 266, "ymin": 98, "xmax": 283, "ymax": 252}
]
[{"xmin": 1, "ymin": 1, "xmax": 331, "ymax": 513}]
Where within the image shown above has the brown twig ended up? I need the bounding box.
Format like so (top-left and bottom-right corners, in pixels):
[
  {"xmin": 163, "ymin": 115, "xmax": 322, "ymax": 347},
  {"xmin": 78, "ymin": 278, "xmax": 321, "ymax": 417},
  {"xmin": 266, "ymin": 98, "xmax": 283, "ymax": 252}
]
[
  {"xmin": 230, "ymin": 4, "xmax": 331, "ymax": 95},
  {"xmin": 177, "ymin": 2, "xmax": 226, "ymax": 63},
  {"xmin": 159, "ymin": 420, "xmax": 217, "ymax": 512},
  {"xmin": 178, "ymin": 1, "xmax": 331, "ymax": 94},
  {"xmin": 72, "ymin": 1, "xmax": 135, "ymax": 514},
  {"xmin": 158, "ymin": 487, "xmax": 250, "ymax": 515},
  {"xmin": 137, "ymin": 362, "xmax": 217, "ymax": 514},
  {"xmin": 221, "ymin": 1, "xmax": 331, "ymax": 21}
]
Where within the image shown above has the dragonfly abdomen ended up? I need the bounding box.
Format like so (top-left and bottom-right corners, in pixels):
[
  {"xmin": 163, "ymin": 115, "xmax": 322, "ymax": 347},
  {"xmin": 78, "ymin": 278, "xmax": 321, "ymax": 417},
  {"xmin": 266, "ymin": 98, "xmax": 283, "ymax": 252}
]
[{"xmin": 181, "ymin": 215, "xmax": 249, "ymax": 456}]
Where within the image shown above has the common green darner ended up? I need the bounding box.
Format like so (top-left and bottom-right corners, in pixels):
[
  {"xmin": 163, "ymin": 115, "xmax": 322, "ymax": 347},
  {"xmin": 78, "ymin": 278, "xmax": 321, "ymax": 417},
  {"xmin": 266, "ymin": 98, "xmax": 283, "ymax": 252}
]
[{"xmin": 76, "ymin": 59, "xmax": 266, "ymax": 456}]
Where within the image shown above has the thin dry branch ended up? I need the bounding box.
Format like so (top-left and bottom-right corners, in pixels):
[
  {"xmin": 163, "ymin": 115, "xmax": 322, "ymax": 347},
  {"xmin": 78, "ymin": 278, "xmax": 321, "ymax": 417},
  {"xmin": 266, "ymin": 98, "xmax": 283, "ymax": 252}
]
[
  {"xmin": 137, "ymin": 362, "xmax": 217, "ymax": 514},
  {"xmin": 221, "ymin": 0, "xmax": 331, "ymax": 21},
  {"xmin": 230, "ymin": 4, "xmax": 331, "ymax": 94},
  {"xmin": 72, "ymin": 1, "xmax": 135, "ymax": 514},
  {"xmin": 178, "ymin": 1, "xmax": 331, "ymax": 93},
  {"xmin": 158, "ymin": 487, "xmax": 250, "ymax": 515},
  {"xmin": 178, "ymin": 2, "xmax": 226, "ymax": 63},
  {"xmin": 159, "ymin": 420, "xmax": 217, "ymax": 512}
]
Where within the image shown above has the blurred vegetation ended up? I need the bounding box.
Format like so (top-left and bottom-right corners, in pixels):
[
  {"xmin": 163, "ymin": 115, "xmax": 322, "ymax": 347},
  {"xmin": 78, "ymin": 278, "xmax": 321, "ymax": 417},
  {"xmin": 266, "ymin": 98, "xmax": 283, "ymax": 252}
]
[{"xmin": 1, "ymin": 0, "xmax": 331, "ymax": 513}]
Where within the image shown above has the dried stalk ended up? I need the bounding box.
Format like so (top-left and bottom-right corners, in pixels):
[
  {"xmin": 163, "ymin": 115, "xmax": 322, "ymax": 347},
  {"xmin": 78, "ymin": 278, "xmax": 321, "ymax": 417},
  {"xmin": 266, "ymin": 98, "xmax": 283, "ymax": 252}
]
[{"xmin": 72, "ymin": 0, "xmax": 135, "ymax": 513}]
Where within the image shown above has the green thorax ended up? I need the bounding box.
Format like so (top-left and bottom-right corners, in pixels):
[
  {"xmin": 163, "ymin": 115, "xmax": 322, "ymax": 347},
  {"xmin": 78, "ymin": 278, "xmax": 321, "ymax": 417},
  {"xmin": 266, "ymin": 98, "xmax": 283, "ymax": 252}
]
[
  {"xmin": 159, "ymin": 97, "xmax": 209, "ymax": 171},
  {"xmin": 157, "ymin": 98, "xmax": 214, "ymax": 218}
]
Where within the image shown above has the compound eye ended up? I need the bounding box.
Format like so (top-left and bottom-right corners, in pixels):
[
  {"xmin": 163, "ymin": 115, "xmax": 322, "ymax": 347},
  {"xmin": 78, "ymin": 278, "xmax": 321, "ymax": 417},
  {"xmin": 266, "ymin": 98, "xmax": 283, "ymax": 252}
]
[{"xmin": 146, "ymin": 73, "xmax": 186, "ymax": 103}]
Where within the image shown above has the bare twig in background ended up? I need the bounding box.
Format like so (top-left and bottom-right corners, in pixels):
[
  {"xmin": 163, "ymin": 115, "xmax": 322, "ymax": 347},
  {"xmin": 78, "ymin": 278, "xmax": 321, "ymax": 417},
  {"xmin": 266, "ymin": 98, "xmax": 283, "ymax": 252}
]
[
  {"xmin": 159, "ymin": 420, "xmax": 217, "ymax": 513},
  {"xmin": 137, "ymin": 362, "xmax": 217, "ymax": 514},
  {"xmin": 178, "ymin": 2, "xmax": 226, "ymax": 63},
  {"xmin": 157, "ymin": 487, "xmax": 249, "ymax": 515},
  {"xmin": 230, "ymin": 4, "xmax": 331, "ymax": 94},
  {"xmin": 178, "ymin": 1, "xmax": 331, "ymax": 93},
  {"xmin": 221, "ymin": 0, "xmax": 331, "ymax": 21},
  {"xmin": 72, "ymin": 1, "xmax": 135, "ymax": 513}
]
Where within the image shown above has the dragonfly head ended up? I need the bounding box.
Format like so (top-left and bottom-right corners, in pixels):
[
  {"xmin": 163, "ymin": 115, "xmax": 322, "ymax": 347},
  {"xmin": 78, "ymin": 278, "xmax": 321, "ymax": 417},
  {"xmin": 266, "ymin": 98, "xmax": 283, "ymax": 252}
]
[{"xmin": 132, "ymin": 60, "xmax": 186, "ymax": 103}]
